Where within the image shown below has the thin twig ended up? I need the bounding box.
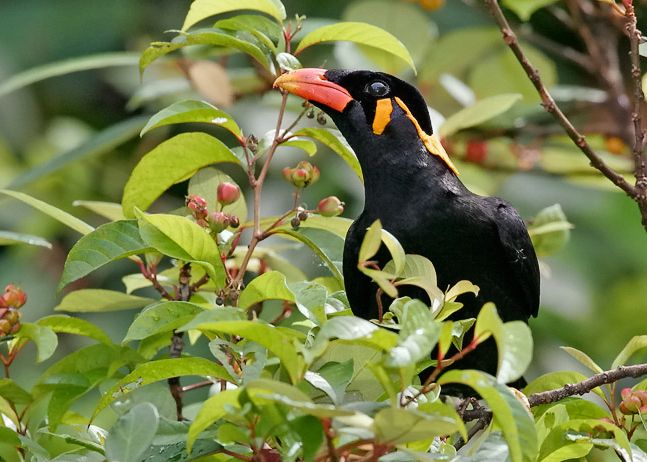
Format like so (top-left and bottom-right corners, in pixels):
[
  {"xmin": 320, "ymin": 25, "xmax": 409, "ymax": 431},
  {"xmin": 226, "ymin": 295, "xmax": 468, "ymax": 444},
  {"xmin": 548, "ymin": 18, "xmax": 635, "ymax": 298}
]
[
  {"xmin": 483, "ymin": 0, "xmax": 638, "ymax": 200},
  {"xmin": 181, "ymin": 380, "xmax": 213, "ymax": 393},
  {"xmin": 230, "ymin": 91, "xmax": 290, "ymax": 293}
]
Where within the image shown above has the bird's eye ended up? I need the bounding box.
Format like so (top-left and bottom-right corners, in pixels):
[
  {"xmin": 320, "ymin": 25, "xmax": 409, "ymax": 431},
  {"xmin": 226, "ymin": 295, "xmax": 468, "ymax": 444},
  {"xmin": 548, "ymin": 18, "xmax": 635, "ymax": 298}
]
[{"xmin": 366, "ymin": 81, "xmax": 389, "ymax": 97}]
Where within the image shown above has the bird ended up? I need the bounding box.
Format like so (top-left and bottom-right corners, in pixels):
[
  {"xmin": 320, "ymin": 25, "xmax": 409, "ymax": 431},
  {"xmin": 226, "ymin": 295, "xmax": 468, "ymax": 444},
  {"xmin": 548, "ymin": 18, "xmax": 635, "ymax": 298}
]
[{"xmin": 274, "ymin": 68, "xmax": 540, "ymax": 385}]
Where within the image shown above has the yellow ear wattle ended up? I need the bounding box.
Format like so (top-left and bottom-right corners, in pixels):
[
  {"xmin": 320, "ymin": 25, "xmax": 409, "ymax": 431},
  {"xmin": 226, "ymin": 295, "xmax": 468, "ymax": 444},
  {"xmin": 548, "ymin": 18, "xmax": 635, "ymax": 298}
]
[
  {"xmin": 372, "ymin": 98, "xmax": 393, "ymax": 135},
  {"xmin": 394, "ymin": 97, "xmax": 459, "ymax": 175}
]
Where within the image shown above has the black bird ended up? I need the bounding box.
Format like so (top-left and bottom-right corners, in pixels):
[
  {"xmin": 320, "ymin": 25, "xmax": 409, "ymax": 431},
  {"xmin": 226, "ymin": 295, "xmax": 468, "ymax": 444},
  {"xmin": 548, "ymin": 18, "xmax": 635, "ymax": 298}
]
[{"xmin": 274, "ymin": 68, "xmax": 540, "ymax": 382}]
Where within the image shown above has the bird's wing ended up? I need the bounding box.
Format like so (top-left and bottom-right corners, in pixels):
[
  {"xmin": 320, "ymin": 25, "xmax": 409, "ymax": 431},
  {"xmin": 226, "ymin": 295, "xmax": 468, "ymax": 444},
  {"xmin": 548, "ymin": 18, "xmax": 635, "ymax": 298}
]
[{"xmin": 491, "ymin": 200, "xmax": 541, "ymax": 318}]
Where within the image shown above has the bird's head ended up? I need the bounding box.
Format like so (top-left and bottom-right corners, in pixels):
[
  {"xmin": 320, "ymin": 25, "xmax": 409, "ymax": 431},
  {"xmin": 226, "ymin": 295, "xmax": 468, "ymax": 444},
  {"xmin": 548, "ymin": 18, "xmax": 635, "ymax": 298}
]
[{"xmin": 274, "ymin": 68, "xmax": 457, "ymax": 175}]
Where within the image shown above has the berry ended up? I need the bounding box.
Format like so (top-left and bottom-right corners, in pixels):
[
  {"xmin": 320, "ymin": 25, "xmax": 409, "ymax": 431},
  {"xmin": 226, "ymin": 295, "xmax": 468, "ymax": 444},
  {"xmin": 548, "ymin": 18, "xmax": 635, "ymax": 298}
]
[
  {"xmin": 291, "ymin": 216, "xmax": 301, "ymax": 230},
  {"xmin": 3, "ymin": 284, "xmax": 26, "ymax": 308},
  {"xmin": 208, "ymin": 211, "xmax": 231, "ymax": 233},
  {"xmin": 217, "ymin": 182, "xmax": 241, "ymax": 206},
  {"xmin": 316, "ymin": 196, "xmax": 345, "ymax": 217},
  {"xmin": 228, "ymin": 215, "xmax": 240, "ymax": 228}
]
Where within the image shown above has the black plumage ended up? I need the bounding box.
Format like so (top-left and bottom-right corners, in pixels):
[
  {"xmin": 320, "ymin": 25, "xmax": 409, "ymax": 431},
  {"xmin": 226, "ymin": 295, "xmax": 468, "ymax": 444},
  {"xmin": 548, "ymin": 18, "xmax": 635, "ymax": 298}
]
[{"xmin": 275, "ymin": 69, "xmax": 540, "ymax": 382}]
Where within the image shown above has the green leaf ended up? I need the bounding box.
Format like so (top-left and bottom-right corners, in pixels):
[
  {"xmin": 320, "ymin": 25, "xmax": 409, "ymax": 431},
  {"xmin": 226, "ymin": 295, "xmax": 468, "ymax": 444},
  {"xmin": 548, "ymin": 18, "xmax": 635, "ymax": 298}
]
[
  {"xmin": 293, "ymin": 128, "xmax": 362, "ymax": 181},
  {"xmin": 122, "ymin": 132, "xmax": 241, "ymax": 217},
  {"xmin": 34, "ymin": 344, "xmax": 130, "ymax": 427},
  {"xmin": 136, "ymin": 211, "xmax": 225, "ymax": 285},
  {"xmin": 440, "ymin": 94, "xmax": 522, "ymax": 137},
  {"xmin": 0, "ymin": 52, "xmax": 139, "ymax": 98},
  {"xmin": 469, "ymin": 45, "xmax": 557, "ymax": 103},
  {"xmin": 181, "ymin": 0, "xmax": 286, "ymax": 31},
  {"xmin": 373, "ymin": 407, "xmax": 462, "ymax": 444},
  {"xmin": 387, "ymin": 255, "xmax": 444, "ymax": 310},
  {"xmin": 140, "ymin": 30, "xmax": 270, "ymax": 73},
  {"xmin": 54, "ymin": 289, "xmax": 155, "ymax": 312},
  {"xmin": 560, "ymin": 346, "xmax": 603, "ymax": 374},
  {"xmin": 528, "ymin": 204, "xmax": 573, "ymax": 257},
  {"xmin": 612, "ymin": 335, "xmax": 647, "ymax": 369},
  {"xmin": 439, "ymin": 370, "xmax": 538, "ymax": 462},
  {"xmin": 123, "ymin": 301, "xmax": 203, "ymax": 343},
  {"xmin": 0, "ymin": 379, "xmax": 32, "ymax": 405},
  {"xmin": 280, "ymin": 137, "xmax": 317, "ymax": 156},
  {"xmin": 475, "ymin": 303, "xmax": 533, "ymax": 384},
  {"xmin": 8, "ymin": 116, "xmax": 147, "ymax": 189},
  {"xmin": 295, "ymin": 22, "xmax": 416, "ymax": 73},
  {"xmin": 215, "ymin": 14, "xmax": 281, "ymax": 51},
  {"xmin": 95, "ymin": 357, "xmax": 231, "ymax": 418},
  {"xmin": 59, "ymin": 220, "xmax": 151, "ymax": 290},
  {"xmin": 0, "ymin": 189, "xmax": 93, "ymax": 235},
  {"xmin": 187, "ymin": 389, "xmax": 241, "ymax": 452},
  {"xmin": 380, "ymin": 228, "xmax": 405, "ymax": 276},
  {"xmin": 11, "ymin": 323, "xmax": 58, "ymax": 363},
  {"xmin": 73, "ymin": 200, "xmax": 126, "ymax": 221},
  {"xmin": 238, "ymin": 271, "xmax": 295, "ymax": 309},
  {"xmin": 290, "ymin": 415, "xmax": 324, "ymax": 462},
  {"xmin": 342, "ymin": 0, "xmax": 435, "ymax": 74},
  {"xmin": 37, "ymin": 315, "xmax": 112, "ymax": 345},
  {"xmin": 189, "ymin": 320, "xmax": 304, "ymax": 383},
  {"xmin": 271, "ymin": 227, "xmax": 344, "ymax": 284},
  {"xmin": 188, "ymin": 167, "xmax": 247, "ymax": 223},
  {"xmin": 177, "ymin": 306, "xmax": 247, "ymax": 332},
  {"xmin": 360, "ymin": 267, "xmax": 398, "ymax": 299},
  {"xmin": 0, "ymin": 230, "xmax": 51, "ymax": 249},
  {"xmin": 141, "ymin": 100, "xmax": 242, "ymax": 139},
  {"xmin": 420, "ymin": 27, "xmax": 501, "ymax": 83},
  {"xmin": 105, "ymin": 402, "xmax": 160, "ymax": 462},
  {"xmin": 538, "ymin": 419, "xmax": 630, "ymax": 462},
  {"xmin": 276, "ymin": 52, "xmax": 302, "ymax": 72},
  {"xmin": 359, "ymin": 219, "xmax": 383, "ymax": 262},
  {"xmin": 502, "ymin": 0, "xmax": 560, "ymax": 21},
  {"xmin": 384, "ymin": 300, "xmax": 440, "ymax": 368},
  {"xmin": 316, "ymin": 316, "xmax": 398, "ymax": 352}
]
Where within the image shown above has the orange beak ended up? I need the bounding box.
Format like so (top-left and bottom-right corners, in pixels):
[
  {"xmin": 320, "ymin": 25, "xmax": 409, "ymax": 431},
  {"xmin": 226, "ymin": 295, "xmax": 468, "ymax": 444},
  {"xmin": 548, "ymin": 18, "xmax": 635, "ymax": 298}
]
[{"xmin": 273, "ymin": 68, "xmax": 353, "ymax": 112}]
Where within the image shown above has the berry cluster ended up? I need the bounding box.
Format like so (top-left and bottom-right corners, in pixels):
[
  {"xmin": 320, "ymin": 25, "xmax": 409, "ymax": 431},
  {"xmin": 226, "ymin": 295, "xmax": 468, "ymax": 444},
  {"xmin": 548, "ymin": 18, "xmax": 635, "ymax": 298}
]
[
  {"xmin": 0, "ymin": 284, "xmax": 26, "ymax": 336},
  {"xmin": 282, "ymin": 161, "xmax": 320, "ymax": 188},
  {"xmin": 619, "ymin": 387, "xmax": 647, "ymax": 415},
  {"xmin": 186, "ymin": 182, "xmax": 242, "ymax": 233}
]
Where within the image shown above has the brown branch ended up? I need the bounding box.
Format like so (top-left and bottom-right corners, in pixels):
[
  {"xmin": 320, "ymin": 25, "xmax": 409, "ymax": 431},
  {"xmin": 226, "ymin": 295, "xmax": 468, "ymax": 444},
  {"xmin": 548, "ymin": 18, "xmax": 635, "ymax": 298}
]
[
  {"xmin": 168, "ymin": 262, "xmax": 192, "ymax": 420},
  {"xmin": 483, "ymin": 0, "xmax": 638, "ymax": 200},
  {"xmin": 528, "ymin": 363, "xmax": 647, "ymax": 407},
  {"xmin": 624, "ymin": 1, "xmax": 647, "ymax": 209}
]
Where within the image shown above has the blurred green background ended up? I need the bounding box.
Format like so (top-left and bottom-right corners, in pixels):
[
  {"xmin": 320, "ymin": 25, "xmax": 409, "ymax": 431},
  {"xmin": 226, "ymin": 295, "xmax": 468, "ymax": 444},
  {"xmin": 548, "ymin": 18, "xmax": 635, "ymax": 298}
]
[{"xmin": 1, "ymin": 0, "xmax": 646, "ymax": 394}]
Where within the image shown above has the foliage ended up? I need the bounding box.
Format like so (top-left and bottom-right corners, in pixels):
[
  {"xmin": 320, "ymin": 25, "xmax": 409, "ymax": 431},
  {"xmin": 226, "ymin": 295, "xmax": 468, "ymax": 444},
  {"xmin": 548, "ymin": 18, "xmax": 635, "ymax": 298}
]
[{"xmin": 0, "ymin": 0, "xmax": 646, "ymax": 461}]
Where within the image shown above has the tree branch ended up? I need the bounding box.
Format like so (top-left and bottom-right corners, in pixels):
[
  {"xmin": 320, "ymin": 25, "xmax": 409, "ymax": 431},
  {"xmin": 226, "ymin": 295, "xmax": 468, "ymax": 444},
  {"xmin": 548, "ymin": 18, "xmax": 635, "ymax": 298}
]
[
  {"xmin": 483, "ymin": 0, "xmax": 638, "ymax": 201},
  {"xmin": 456, "ymin": 363, "xmax": 647, "ymax": 430},
  {"xmin": 527, "ymin": 363, "xmax": 647, "ymax": 407},
  {"xmin": 624, "ymin": 1, "xmax": 647, "ymax": 201}
]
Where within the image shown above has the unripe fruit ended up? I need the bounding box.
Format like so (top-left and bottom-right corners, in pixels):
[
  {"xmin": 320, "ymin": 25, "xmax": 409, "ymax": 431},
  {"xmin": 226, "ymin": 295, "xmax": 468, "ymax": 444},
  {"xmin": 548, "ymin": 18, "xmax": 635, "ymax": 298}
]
[
  {"xmin": 316, "ymin": 196, "xmax": 345, "ymax": 217},
  {"xmin": 0, "ymin": 319, "xmax": 11, "ymax": 335},
  {"xmin": 3, "ymin": 284, "xmax": 26, "ymax": 308},
  {"xmin": 217, "ymin": 182, "xmax": 241, "ymax": 206},
  {"xmin": 291, "ymin": 168, "xmax": 309, "ymax": 188},
  {"xmin": 4, "ymin": 309, "xmax": 20, "ymax": 325},
  {"xmin": 208, "ymin": 211, "xmax": 231, "ymax": 233},
  {"xmin": 620, "ymin": 395, "xmax": 643, "ymax": 414},
  {"xmin": 186, "ymin": 194, "xmax": 207, "ymax": 211}
]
